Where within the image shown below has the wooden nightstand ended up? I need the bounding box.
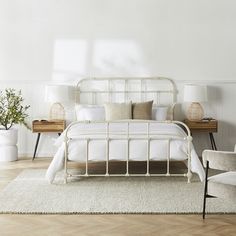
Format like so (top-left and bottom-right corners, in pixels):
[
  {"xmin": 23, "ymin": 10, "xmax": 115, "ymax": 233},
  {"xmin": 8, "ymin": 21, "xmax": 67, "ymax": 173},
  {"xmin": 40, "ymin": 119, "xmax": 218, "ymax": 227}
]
[
  {"xmin": 184, "ymin": 119, "xmax": 218, "ymax": 150},
  {"xmin": 32, "ymin": 120, "xmax": 66, "ymax": 160}
]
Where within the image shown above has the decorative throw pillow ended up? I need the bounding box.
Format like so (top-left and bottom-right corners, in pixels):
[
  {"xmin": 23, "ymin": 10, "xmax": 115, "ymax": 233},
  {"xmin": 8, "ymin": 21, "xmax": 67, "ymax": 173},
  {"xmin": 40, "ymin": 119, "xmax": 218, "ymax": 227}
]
[
  {"xmin": 132, "ymin": 101, "xmax": 153, "ymax": 120},
  {"xmin": 75, "ymin": 105, "xmax": 105, "ymax": 121},
  {"xmin": 104, "ymin": 102, "xmax": 132, "ymax": 121}
]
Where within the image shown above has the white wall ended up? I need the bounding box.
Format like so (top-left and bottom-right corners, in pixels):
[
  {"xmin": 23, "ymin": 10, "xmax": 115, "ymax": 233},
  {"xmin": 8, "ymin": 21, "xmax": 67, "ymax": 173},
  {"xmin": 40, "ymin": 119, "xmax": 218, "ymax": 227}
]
[{"xmin": 1, "ymin": 0, "xmax": 236, "ymax": 157}]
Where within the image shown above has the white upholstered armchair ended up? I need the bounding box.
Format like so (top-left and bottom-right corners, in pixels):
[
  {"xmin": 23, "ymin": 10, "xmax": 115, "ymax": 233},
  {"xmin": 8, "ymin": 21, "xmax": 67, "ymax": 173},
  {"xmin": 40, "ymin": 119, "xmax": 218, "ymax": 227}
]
[{"xmin": 202, "ymin": 146, "xmax": 236, "ymax": 219}]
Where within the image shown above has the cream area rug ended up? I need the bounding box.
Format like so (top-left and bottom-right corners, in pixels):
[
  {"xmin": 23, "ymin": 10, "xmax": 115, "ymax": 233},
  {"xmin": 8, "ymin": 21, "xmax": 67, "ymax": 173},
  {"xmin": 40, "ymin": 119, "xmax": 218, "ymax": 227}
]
[{"xmin": 0, "ymin": 169, "xmax": 235, "ymax": 214}]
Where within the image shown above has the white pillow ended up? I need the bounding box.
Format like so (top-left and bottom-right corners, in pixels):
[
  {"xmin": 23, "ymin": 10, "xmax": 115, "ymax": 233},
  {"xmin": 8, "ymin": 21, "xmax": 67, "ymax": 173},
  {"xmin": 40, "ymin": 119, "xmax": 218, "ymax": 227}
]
[
  {"xmin": 152, "ymin": 106, "xmax": 169, "ymax": 121},
  {"xmin": 104, "ymin": 102, "xmax": 132, "ymax": 121},
  {"xmin": 75, "ymin": 105, "xmax": 105, "ymax": 121}
]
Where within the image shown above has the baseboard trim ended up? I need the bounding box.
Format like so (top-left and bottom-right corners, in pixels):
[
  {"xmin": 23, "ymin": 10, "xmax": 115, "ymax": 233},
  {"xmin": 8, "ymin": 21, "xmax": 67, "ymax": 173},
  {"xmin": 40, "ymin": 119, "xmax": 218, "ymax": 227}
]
[{"xmin": 18, "ymin": 153, "xmax": 53, "ymax": 158}]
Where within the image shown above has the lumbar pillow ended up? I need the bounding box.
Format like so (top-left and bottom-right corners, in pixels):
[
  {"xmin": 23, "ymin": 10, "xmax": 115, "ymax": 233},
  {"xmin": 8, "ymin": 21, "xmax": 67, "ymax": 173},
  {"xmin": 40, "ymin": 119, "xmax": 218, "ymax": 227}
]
[
  {"xmin": 132, "ymin": 101, "xmax": 153, "ymax": 120},
  {"xmin": 75, "ymin": 105, "xmax": 105, "ymax": 121},
  {"xmin": 104, "ymin": 102, "xmax": 132, "ymax": 120}
]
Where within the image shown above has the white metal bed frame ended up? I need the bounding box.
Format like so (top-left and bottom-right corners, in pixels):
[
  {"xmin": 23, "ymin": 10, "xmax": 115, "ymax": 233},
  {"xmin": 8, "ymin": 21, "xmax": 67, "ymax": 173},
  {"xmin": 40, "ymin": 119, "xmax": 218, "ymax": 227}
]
[{"xmin": 64, "ymin": 77, "xmax": 193, "ymax": 183}]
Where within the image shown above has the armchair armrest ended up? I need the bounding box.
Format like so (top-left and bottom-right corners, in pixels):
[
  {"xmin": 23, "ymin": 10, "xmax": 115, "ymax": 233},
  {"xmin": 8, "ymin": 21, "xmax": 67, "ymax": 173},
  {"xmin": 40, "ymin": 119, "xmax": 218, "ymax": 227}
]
[{"xmin": 202, "ymin": 150, "xmax": 236, "ymax": 171}]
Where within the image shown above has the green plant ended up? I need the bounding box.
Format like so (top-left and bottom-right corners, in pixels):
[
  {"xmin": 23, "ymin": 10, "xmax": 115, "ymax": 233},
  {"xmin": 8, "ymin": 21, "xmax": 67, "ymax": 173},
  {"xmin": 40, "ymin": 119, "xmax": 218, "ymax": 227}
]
[{"xmin": 0, "ymin": 88, "xmax": 30, "ymax": 130}]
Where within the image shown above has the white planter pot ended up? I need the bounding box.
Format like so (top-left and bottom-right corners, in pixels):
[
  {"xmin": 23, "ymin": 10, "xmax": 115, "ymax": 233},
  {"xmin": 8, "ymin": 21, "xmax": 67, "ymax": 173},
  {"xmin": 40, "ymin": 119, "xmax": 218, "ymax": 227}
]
[
  {"xmin": 0, "ymin": 129, "xmax": 18, "ymax": 145},
  {"xmin": 0, "ymin": 145, "xmax": 18, "ymax": 162},
  {"xmin": 0, "ymin": 129, "xmax": 18, "ymax": 162}
]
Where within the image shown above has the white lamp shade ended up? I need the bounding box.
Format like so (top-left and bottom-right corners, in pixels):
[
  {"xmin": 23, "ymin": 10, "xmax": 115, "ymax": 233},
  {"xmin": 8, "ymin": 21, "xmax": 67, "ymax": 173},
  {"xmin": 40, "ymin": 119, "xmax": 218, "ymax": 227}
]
[
  {"xmin": 45, "ymin": 85, "xmax": 70, "ymax": 103},
  {"xmin": 184, "ymin": 84, "xmax": 208, "ymax": 102}
]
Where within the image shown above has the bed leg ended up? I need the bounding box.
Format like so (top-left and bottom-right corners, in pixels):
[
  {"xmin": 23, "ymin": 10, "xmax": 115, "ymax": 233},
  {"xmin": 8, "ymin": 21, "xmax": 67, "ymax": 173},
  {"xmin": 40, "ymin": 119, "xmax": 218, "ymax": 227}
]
[
  {"xmin": 64, "ymin": 140, "xmax": 68, "ymax": 184},
  {"xmin": 187, "ymin": 171, "xmax": 192, "ymax": 183},
  {"xmin": 186, "ymin": 136, "xmax": 193, "ymax": 183},
  {"xmin": 64, "ymin": 174, "xmax": 67, "ymax": 184}
]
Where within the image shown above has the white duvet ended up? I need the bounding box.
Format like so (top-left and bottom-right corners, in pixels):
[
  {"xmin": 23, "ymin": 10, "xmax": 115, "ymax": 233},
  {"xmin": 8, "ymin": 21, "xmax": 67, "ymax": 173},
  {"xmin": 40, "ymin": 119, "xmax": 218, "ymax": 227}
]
[{"xmin": 46, "ymin": 121, "xmax": 205, "ymax": 183}]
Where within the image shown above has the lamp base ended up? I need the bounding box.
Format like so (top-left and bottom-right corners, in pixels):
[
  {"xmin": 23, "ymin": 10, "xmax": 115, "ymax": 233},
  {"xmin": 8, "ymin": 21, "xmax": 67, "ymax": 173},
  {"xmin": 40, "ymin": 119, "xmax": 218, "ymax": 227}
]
[
  {"xmin": 187, "ymin": 102, "xmax": 204, "ymax": 121},
  {"xmin": 49, "ymin": 102, "xmax": 65, "ymax": 120}
]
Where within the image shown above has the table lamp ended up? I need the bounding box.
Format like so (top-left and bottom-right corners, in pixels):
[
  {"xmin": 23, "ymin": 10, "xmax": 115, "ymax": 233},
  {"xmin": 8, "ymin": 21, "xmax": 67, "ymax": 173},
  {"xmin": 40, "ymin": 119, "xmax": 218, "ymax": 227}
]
[
  {"xmin": 45, "ymin": 85, "xmax": 70, "ymax": 120},
  {"xmin": 184, "ymin": 84, "xmax": 207, "ymax": 121}
]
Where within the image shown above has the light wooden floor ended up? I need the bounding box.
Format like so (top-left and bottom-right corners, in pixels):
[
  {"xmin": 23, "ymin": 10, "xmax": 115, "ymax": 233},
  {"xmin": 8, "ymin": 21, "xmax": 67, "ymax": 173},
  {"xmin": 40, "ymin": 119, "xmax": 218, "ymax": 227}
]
[{"xmin": 0, "ymin": 158, "xmax": 235, "ymax": 236}]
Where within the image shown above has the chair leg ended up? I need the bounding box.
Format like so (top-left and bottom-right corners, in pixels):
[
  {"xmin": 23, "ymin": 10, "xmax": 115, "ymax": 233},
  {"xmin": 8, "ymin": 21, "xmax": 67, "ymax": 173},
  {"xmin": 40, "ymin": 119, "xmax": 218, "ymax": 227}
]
[
  {"xmin": 203, "ymin": 161, "xmax": 209, "ymax": 219},
  {"xmin": 203, "ymin": 185, "xmax": 207, "ymax": 219}
]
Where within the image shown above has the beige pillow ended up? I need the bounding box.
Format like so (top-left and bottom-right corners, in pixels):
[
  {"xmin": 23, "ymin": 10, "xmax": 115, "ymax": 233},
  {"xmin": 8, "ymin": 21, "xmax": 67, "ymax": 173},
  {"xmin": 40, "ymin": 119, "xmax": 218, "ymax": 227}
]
[
  {"xmin": 132, "ymin": 101, "xmax": 153, "ymax": 120},
  {"xmin": 104, "ymin": 102, "xmax": 132, "ymax": 121}
]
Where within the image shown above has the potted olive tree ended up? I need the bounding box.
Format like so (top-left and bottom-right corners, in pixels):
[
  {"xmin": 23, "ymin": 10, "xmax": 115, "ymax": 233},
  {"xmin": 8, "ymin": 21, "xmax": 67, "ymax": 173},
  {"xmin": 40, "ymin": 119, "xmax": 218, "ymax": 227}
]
[{"xmin": 0, "ymin": 89, "xmax": 30, "ymax": 162}]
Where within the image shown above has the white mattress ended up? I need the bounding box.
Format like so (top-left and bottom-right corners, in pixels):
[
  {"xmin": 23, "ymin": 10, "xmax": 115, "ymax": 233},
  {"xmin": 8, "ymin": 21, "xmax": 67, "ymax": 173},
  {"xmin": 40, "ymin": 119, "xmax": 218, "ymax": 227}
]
[{"xmin": 46, "ymin": 121, "xmax": 205, "ymax": 183}]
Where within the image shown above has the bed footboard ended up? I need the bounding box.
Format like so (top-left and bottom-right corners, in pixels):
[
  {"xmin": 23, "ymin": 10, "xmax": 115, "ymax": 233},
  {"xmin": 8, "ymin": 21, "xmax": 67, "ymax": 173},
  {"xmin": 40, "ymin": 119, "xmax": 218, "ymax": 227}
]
[{"xmin": 63, "ymin": 120, "xmax": 193, "ymax": 183}]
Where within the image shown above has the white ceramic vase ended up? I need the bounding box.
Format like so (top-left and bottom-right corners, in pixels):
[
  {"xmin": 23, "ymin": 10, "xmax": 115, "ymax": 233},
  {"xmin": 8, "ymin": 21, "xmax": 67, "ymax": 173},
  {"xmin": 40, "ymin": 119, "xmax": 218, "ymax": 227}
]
[{"xmin": 0, "ymin": 129, "xmax": 18, "ymax": 162}]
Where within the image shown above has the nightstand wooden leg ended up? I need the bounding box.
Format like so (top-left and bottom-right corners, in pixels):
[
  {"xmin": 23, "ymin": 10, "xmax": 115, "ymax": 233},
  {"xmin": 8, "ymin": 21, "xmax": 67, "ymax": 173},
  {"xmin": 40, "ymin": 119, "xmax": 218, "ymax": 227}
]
[
  {"xmin": 209, "ymin": 133, "xmax": 214, "ymax": 150},
  {"xmin": 209, "ymin": 133, "xmax": 217, "ymax": 150},
  {"xmin": 212, "ymin": 134, "xmax": 217, "ymax": 150},
  {"xmin": 32, "ymin": 133, "xmax": 41, "ymax": 161}
]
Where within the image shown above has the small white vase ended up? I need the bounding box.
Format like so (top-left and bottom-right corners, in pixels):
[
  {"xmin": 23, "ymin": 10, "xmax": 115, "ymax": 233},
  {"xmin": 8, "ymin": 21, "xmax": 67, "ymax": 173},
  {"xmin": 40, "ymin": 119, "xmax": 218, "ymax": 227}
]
[{"xmin": 0, "ymin": 128, "xmax": 18, "ymax": 162}]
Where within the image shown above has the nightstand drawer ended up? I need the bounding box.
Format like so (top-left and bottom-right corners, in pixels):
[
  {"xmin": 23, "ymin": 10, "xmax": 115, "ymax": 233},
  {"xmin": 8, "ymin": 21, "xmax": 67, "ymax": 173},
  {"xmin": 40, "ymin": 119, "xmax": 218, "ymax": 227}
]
[
  {"xmin": 184, "ymin": 119, "xmax": 218, "ymax": 132},
  {"xmin": 32, "ymin": 120, "xmax": 66, "ymax": 133}
]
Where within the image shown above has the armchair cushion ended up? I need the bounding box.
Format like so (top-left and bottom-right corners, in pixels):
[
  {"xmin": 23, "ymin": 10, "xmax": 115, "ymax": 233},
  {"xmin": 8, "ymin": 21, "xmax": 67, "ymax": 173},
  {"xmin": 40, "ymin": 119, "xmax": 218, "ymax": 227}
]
[
  {"xmin": 208, "ymin": 172, "xmax": 236, "ymax": 201},
  {"xmin": 208, "ymin": 171, "xmax": 236, "ymax": 186}
]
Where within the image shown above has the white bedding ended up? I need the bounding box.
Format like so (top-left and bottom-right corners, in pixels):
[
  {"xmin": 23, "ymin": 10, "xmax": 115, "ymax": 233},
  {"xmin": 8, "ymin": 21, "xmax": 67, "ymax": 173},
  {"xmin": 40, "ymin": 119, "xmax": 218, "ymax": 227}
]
[{"xmin": 46, "ymin": 121, "xmax": 205, "ymax": 183}]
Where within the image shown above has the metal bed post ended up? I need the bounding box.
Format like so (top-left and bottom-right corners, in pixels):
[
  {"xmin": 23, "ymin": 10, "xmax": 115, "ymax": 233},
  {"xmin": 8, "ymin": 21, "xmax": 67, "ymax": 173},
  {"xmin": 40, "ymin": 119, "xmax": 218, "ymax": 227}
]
[
  {"xmin": 187, "ymin": 135, "xmax": 193, "ymax": 183},
  {"xmin": 64, "ymin": 136, "xmax": 68, "ymax": 184},
  {"xmin": 146, "ymin": 123, "xmax": 150, "ymax": 176},
  {"xmin": 125, "ymin": 79, "xmax": 128, "ymax": 102},
  {"xmin": 141, "ymin": 80, "xmax": 144, "ymax": 102},
  {"xmin": 126, "ymin": 122, "xmax": 130, "ymax": 176},
  {"xmin": 92, "ymin": 92, "xmax": 95, "ymax": 105},
  {"xmin": 144, "ymin": 80, "xmax": 147, "ymax": 102},
  {"xmin": 85, "ymin": 139, "xmax": 89, "ymax": 176},
  {"xmin": 108, "ymin": 80, "xmax": 112, "ymax": 103},
  {"xmin": 166, "ymin": 138, "xmax": 170, "ymax": 176},
  {"xmin": 105, "ymin": 123, "xmax": 110, "ymax": 176}
]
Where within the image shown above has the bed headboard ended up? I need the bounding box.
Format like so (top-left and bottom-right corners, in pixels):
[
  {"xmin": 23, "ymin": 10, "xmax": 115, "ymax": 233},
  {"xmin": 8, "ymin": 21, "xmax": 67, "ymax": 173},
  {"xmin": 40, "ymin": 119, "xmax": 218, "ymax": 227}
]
[{"xmin": 76, "ymin": 77, "xmax": 177, "ymax": 105}]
